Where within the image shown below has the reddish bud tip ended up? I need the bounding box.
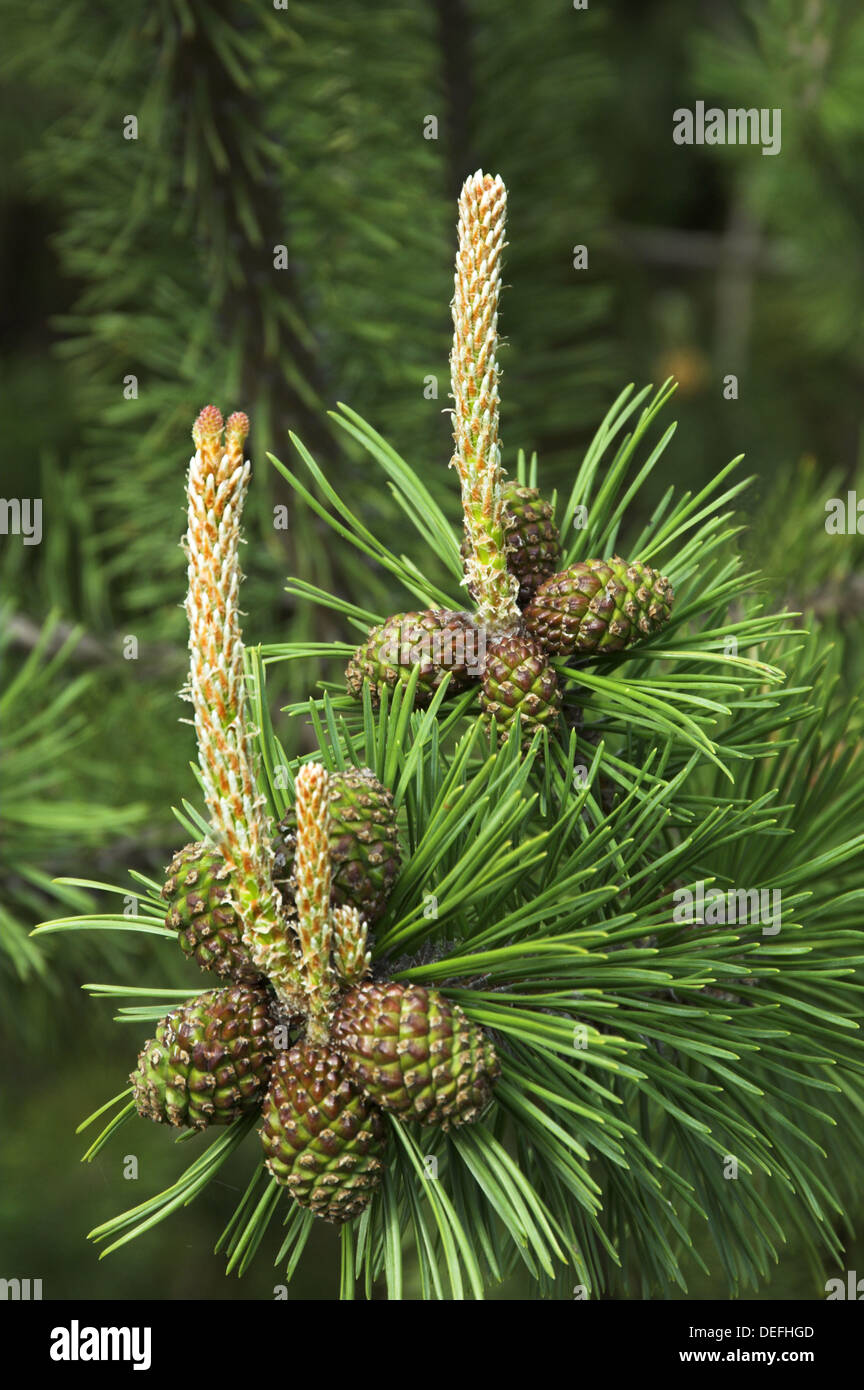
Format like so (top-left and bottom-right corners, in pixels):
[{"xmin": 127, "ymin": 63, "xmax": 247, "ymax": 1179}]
[
  {"xmin": 193, "ymin": 405, "xmax": 224, "ymax": 448},
  {"xmin": 225, "ymin": 412, "xmax": 251, "ymax": 447}
]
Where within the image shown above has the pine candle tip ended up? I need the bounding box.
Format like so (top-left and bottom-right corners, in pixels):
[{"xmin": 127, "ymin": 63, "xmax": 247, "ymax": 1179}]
[
  {"xmin": 465, "ymin": 169, "xmax": 503, "ymax": 191},
  {"xmin": 193, "ymin": 404, "xmax": 224, "ymax": 447},
  {"xmin": 225, "ymin": 412, "xmax": 250, "ymax": 447}
]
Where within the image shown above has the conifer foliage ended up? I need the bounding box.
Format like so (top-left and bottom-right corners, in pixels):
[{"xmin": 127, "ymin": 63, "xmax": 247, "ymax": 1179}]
[{"xmin": 36, "ymin": 171, "xmax": 864, "ymax": 1301}]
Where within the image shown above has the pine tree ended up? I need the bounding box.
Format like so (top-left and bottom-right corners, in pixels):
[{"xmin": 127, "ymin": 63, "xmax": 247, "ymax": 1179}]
[
  {"xmin": 0, "ymin": 0, "xmax": 619, "ymax": 1037},
  {"xmin": 36, "ymin": 170, "xmax": 864, "ymax": 1300}
]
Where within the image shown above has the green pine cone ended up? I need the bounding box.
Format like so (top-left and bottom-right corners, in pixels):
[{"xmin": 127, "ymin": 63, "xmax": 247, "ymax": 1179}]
[
  {"xmin": 162, "ymin": 841, "xmax": 262, "ymax": 983},
  {"xmin": 273, "ymin": 768, "xmax": 401, "ymax": 924},
  {"xmin": 260, "ymin": 1043, "xmax": 387, "ymax": 1222},
  {"xmin": 346, "ymin": 609, "xmax": 480, "ymax": 708},
  {"xmin": 523, "ymin": 557, "xmax": 674, "ymax": 656},
  {"xmin": 479, "ymin": 631, "xmax": 561, "ymax": 740},
  {"xmin": 132, "ymin": 984, "xmax": 277, "ymax": 1129},
  {"xmin": 462, "ymin": 483, "xmax": 561, "ymax": 607},
  {"xmin": 332, "ymin": 981, "xmax": 500, "ymax": 1128}
]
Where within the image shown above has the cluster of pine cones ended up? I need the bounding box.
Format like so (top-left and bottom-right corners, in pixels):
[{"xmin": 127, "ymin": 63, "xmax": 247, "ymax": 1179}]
[
  {"xmin": 346, "ymin": 483, "xmax": 675, "ymax": 738},
  {"xmin": 131, "ymin": 769, "xmax": 499, "ymax": 1223}
]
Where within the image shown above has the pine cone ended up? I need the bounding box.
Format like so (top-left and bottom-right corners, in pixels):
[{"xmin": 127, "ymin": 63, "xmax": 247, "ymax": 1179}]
[
  {"xmin": 260, "ymin": 1042, "xmax": 387, "ymax": 1222},
  {"xmin": 273, "ymin": 768, "xmax": 401, "ymax": 923},
  {"xmin": 332, "ymin": 981, "xmax": 500, "ymax": 1128},
  {"xmin": 523, "ymin": 557, "xmax": 674, "ymax": 656},
  {"xmin": 462, "ymin": 483, "xmax": 561, "ymax": 607},
  {"xmin": 132, "ymin": 985, "xmax": 276, "ymax": 1129},
  {"xmin": 346, "ymin": 609, "xmax": 480, "ymax": 708},
  {"xmin": 479, "ymin": 631, "xmax": 561, "ymax": 741},
  {"xmin": 162, "ymin": 842, "xmax": 262, "ymax": 983}
]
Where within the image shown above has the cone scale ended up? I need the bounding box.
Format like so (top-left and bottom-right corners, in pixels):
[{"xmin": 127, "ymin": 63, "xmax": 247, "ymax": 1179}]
[
  {"xmin": 162, "ymin": 841, "xmax": 262, "ymax": 983},
  {"xmin": 346, "ymin": 609, "xmax": 479, "ymax": 709},
  {"xmin": 479, "ymin": 631, "xmax": 561, "ymax": 741},
  {"xmin": 131, "ymin": 985, "xmax": 276, "ymax": 1130},
  {"xmin": 524, "ymin": 557, "xmax": 674, "ymax": 656},
  {"xmin": 260, "ymin": 1043, "xmax": 387, "ymax": 1222},
  {"xmin": 332, "ymin": 981, "xmax": 500, "ymax": 1129}
]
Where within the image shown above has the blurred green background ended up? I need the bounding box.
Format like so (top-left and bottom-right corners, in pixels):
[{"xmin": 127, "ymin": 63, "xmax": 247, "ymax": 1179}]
[{"xmin": 2, "ymin": 0, "xmax": 864, "ymax": 1299}]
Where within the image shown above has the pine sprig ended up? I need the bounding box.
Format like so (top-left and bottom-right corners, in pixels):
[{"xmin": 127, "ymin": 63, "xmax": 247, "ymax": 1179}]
[
  {"xmin": 27, "ymin": 310, "xmax": 864, "ymax": 1294},
  {"xmin": 41, "ymin": 592, "xmax": 864, "ymax": 1295}
]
